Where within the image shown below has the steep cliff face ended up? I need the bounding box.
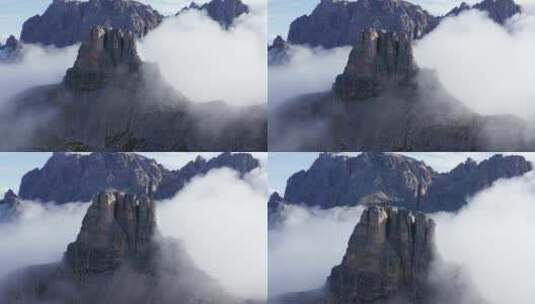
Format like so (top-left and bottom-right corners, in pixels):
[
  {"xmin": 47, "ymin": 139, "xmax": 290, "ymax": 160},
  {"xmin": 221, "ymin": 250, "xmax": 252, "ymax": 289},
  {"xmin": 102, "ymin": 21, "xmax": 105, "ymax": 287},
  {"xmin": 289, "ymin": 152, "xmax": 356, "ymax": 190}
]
[
  {"xmin": 287, "ymin": 0, "xmax": 438, "ymax": 49},
  {"xmin": 326, "ymin": 206, "xmax": 435, "ymax": 304},
  {"xmin": 282, "ymin": 153, "xmax": 531, "ymax": 212},
  {"xmin": 64, "ymin": 26, "xmax": 142, "ymax": 91},
  {"xmin": 20, "ymin": 0, "xmax": 163, "ymax": 48},
  {"xmin": 65, "ymin": 190, "xmax": 156, "ymax": 274},
  {"xmin": 333, "ymin": 29, "xmax": 417, "ymax": 101},
  {"xmin": 181, "ymin": 0, "xmax": 250, "ymax": 29},
  {"xmin": 18, "ymin": 152, "xmax": 259, "ymax": 204}
]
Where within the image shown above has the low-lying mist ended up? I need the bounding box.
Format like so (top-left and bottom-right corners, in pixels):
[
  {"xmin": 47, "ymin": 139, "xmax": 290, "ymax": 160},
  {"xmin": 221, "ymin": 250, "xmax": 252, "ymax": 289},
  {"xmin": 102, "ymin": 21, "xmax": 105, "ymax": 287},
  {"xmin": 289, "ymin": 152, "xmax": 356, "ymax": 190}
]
[
  {"xmin": 268, "ymin": 204, "xmax": 364, "ymax": 297},
  {"xmin": 157, "ymin": 167, "xmax": 268, "ymax": 300},
  {"xmin": 415, "ymin": 10, "xmax": 535, "ymax": 119},
  {"xmin": 0, "ymin": 200, "xmax": 88, "ymax": 278},
  {"xmin": 0, "ymin": 44, "xmax": 78, "ymax": 106},
  {"xmin": 268, "ymin": 46, "xmax": 351, "ymax": 106}
]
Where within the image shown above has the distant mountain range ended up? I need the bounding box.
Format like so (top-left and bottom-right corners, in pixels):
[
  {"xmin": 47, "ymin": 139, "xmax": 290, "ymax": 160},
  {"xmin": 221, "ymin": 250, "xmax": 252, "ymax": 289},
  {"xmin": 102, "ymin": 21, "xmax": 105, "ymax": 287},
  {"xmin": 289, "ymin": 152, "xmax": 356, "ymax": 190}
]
[
  {"xmin": 18, "ymin": 0, "xmax": 249, "ymax": 48},
  {"xmin": 276, "ymin": 0, "xmax": 520, "ymax": 50},
  {"xmin": 0, "ymin": 152, "xmax": 259, "ymax": 208},
  {"xmin": 269, "ymin": 152, "xmax": 531, "ymax": 223}
]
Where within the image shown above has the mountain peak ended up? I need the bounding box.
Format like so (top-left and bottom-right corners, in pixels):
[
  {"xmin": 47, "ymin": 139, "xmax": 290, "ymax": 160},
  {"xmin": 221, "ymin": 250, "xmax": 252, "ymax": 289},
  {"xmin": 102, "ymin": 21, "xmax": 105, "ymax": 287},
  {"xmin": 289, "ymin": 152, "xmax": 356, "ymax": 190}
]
[
  {"xmin": 333, "ymin": 29, "xmax": 418, "ymax": 101},
  {"xmin": 64, "ymin": 26, "xmax": 142, "ymax": 91},
  {"xmin": 179, "ymin": 0, "xmax": 249, "ymax": 29},
  {"xmin": 327, "ymin": 206, "xmax": 435, "ymax": 303},
  {"xmin": 65, "ymin": 190, "xmax": 156, "ymax": 274}
]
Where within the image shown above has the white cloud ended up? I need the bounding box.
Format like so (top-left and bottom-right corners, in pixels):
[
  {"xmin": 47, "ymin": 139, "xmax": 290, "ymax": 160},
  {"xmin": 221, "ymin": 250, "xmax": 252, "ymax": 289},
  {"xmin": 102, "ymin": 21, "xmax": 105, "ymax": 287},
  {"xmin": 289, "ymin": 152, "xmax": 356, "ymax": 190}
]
[
  {"xmin": 139, "ymin": 8, "xmax": 266, "ymax": 106},
  {"xmin": 268, "ymin": 204, "xmax": 364, "ymax": 296},
  {"xmin": 432, "ymin": 172, "xmax": 535, "ymax": 304},
  {"xmin": 157, "ymin": 167, "xmax": 268, "ymax": 300},
  {"xmin": 414, "ymin": 10, "xmax": 535, "ymax": 119},
  {"xmin": 268, "ymin": 46, "xmax": 351, "ymax": 105},
  {"xmin": 0, "ymin": 200, "xmax": 89, "ymax": 278}
]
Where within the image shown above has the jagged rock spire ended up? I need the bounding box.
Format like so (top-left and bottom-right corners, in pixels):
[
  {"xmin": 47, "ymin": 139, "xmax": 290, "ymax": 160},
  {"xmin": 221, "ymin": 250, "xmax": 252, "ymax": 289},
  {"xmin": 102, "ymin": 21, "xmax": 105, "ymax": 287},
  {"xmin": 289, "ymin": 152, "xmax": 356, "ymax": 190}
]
[
  {"xmin": 64, "ymin": 190, "xmax": 156, "ymax": 274},
  {"xmin": 327, "ymin": 206, "xmax": 435, "ymax": 303},
  {"xmin": 64, "ymin": 26, "xmax": 142, "ymax": 91},
  {"xmin": 333, "ymin": 29, "xmax": 418, "ymax": 101}
]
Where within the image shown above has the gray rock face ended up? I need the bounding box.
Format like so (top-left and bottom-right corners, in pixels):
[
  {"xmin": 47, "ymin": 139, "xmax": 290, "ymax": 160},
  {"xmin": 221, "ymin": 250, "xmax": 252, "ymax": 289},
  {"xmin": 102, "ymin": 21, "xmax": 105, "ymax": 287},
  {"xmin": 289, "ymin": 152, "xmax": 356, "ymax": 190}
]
[
  {"xmin": 333, "ymin": 29, "xmax": 417, "ymax": 101},
  {"xmin": 19, "ymin": 152, "xmax": 259, "ymax": 204},
  {"xmin": 20, "ymin": 0, "xmax": 163, "ymax": 48},
  {"xmin": 287, "ymin": 0, "xmax": 439, "ymax": 49},
  {"xmin": 180, "ymin": 0, "xmax": 250, "ymax": 28},
  {"xmin": 446, "ymin": 0, "xmax": 521, "ymax": 24},
  {"xmin": 65, "ymin": 190, "xmax": 156, "ymax": 274},
  {"xmin": 64, "ymin": 26, "xmax": 141, "ymax": 91},
  {"xmin": 326, "ymin": 206, "xmax": 435, "ymax": 304},
  {"xmin": 281, "ymin": 152, "xmax": 531, "ymax": 212}
]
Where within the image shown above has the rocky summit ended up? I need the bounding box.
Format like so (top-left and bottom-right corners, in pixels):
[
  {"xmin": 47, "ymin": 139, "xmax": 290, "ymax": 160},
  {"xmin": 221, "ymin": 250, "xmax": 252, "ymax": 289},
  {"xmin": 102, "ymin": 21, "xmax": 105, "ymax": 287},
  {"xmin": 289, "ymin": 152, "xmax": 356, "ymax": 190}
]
[
  {"xmin": 0, "ymin": 190, "xmax": 23, "ymax": 222},
  {"xmin": 64, "ymin": 26, "xmax": 142, "ymax": 91},
  {"xmin": 326, "ymin": 206, "xmax": 435, "ymax": 304},
  {"xmin": 0, "ymin": 35, "xmax": 23, "ymax": 62},
  {"xmin": 268, "ymin": 35, "xmax": 290, "ymax": 65},
  {"xmin": 20, "ymin": 0, "xmax": 163, "ymax": 48},
  {"xmin": 65, "ymin": 190, "xmax": 156, "ymax": 275},
  {"xmin": 287, "ymin": 0, "xmax": 439, "ymax": 48},
  {"xmin": 18, "ymin": 152, "xmax": 259, "ymax": 204},
  {"xmin": 181, "ymin": 0, "xmax": 250, "ymax": 29},
  {"xmin": 280, "ymin": 152, "xmax": 531, "ymax": 212},
  {"xmin": 333, "ymin": 29, "xmax": 417, "ymax": 101}
]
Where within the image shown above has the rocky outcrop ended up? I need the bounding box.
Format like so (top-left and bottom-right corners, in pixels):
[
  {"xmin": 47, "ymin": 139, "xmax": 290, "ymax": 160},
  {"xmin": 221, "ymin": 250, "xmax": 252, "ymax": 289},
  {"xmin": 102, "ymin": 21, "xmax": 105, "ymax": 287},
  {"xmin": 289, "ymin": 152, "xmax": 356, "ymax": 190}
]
[
  {"xmin": 268, "ymin": 36, "xmax": 290, "ymax": 66},
  {"xmin": 0, "ymin": 190, "xmax": 23, "ymax": 222},
  {"xmin": 180, "ymin": 0, "xmax": 249, "ymax": 29},
  {"xmin": 18, "ymin": 152, "xmax": 259, "ymax": 204},
  {"xmin": 64, "ymin": 26, "xmax": 142, "ymax": 91},
  {"xmin": 333, "ymin": 29, "xmax": 417, "ymax": 101},
  {"xmin": 287, "ymin": 0, "xmax": 439, "ymax": 49},
  {"xmin": 20, "ymin": 0, "xmax": 163, "ymax": 48},
  {"xmin": 446, "ymin": 0, "xmax": 521, "ymax": 24},
  {"xmin": 65, "ymin": 190, "xmax": 156, "ymax": 274},
  {"xmin": 281, "ymin": 152, "xmax": 531, "ymax": 212},
  {"xmin": 0, "ymin": 35, "xmax": 23, "ymax": 62},
  {"xmin": 326, "ymin": 206, "xmax": 435, "ymax": 304}
]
